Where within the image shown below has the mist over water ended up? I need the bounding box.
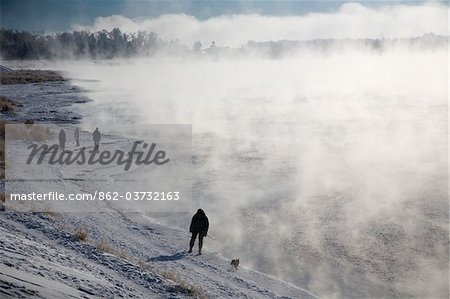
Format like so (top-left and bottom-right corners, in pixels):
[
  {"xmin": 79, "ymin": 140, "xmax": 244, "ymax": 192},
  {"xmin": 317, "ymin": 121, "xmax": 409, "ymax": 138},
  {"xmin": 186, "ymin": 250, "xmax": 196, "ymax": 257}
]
[
  {"xmin": 72, "ymin": 2, "xmax": 448, "ymax": 47},
  {"xmin": 19, "ymin": 43, "xmax": 448, "ymax": 298}
]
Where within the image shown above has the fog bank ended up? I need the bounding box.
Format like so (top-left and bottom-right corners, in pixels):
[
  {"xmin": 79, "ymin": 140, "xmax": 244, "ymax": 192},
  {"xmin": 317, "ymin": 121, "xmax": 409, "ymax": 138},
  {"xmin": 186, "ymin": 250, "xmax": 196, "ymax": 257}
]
[
  {"xmin": 31, "ymin": 42, "xmax": 446, "ymax": 298},
  {"xmin": 72, "ymin": 2, "xmax": 448, "ymax": 47}
]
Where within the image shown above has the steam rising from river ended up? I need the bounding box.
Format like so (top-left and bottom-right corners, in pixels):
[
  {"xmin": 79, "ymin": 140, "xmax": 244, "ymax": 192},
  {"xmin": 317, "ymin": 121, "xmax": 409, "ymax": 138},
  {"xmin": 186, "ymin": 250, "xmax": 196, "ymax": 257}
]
[
  {"xmin": 53, "ymin": 46, "xmax": 447, "ymax": 298},
  {"xmin": 72, "ymin": 2, "xmax": 448, "ymax": 47},
  {"xmin": 16, "ymin": 2, "xmax": 448, "ymax": 297}
]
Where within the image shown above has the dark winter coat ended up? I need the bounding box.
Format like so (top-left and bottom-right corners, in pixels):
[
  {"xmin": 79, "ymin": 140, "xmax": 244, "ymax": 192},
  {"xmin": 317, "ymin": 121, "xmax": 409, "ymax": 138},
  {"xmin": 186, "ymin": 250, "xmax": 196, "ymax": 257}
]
[
  {"xmin": 93, "ymin": 129, "xmax": 101, "ymax": 142},
  {"xmin": 59, "ymin": 129, "xmax": 66, "ymax": 141},
  {"xmin": 190, "ymin": 209, "xmax": 209, "ymax": 236}
]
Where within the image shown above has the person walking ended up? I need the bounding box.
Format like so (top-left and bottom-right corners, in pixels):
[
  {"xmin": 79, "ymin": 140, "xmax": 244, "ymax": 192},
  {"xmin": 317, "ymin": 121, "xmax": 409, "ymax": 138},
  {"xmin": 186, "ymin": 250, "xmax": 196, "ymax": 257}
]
[
  {"xmin": 188, "ymin": 209, "xmax": 209, "ymax": 255},
  {"xmin": 58, "ymin": 129, "xmax": 66, "ymax": 152},
  {"xmin": 93, "ymin": 127, "xmax": 101, "ymax": 151},
  {"xmin": 74, "ymin": 127, "xmax": 80, "ymax": 146}
]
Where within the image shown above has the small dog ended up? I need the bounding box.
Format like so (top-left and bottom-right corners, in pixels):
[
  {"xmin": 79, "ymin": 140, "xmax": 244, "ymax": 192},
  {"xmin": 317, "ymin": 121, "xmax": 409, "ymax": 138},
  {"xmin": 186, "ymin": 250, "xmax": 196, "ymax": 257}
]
[{"xmin": 230, "ymin": 258, "xmax": 240, "ymax": 270}]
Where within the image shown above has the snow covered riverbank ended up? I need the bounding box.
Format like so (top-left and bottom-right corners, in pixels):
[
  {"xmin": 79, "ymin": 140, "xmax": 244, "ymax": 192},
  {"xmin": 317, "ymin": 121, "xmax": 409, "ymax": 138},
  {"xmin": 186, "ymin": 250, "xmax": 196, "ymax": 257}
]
[
  {"xmin": 0, "ymin": 80, "xmax": 90, "ymax": 124},
  {"xmin": 0, "ymin": 79, "xmax": 317, "ymax": 298},
  {"xmin": 0, "ymin": 206, "xmax": 316, "ymax": 298}
]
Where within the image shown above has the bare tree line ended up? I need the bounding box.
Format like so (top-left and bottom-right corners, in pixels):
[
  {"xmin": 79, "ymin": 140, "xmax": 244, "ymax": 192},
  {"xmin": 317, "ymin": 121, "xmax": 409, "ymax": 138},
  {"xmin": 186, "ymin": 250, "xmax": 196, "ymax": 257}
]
[{"xmin": 0, "ymin": 27, "xmax": 446, "ymax": 60}]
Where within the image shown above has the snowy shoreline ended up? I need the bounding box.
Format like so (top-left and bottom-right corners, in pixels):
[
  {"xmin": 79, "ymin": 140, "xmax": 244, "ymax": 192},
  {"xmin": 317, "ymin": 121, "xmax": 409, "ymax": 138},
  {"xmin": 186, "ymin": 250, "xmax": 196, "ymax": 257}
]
[
  {"xmin": 0, "ymin": 79, "xmax": 317, "ymax": 298},
  {"xmin": 0, "ymin": 80, "xmax": 90, "ymax": 124}
]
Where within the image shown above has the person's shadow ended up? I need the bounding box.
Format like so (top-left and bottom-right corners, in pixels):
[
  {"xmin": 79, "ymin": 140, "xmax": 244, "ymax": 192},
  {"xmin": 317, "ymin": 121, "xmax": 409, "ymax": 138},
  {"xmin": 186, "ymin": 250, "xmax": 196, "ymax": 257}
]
[{"xmin": 148, "ymin": 252, "xmax": 186, "ymax": 262}]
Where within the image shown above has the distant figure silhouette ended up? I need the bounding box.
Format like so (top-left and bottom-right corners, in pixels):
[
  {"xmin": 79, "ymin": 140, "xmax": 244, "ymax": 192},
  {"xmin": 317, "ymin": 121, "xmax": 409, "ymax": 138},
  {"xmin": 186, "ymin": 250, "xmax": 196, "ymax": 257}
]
[
  {"xmin": 74, "ymin": 127, "xmax": 80, "ymax": 146},
  {"xmin": 58, "ymin": 129, "xmax": 66, "ymax": 152},
  {"xmin": 93, "ymin": 127, "xmax": 101, "ymax": 151},
  {"xmin": 188, "ymin": 209, "xmax": 209, "ymax": 255}
]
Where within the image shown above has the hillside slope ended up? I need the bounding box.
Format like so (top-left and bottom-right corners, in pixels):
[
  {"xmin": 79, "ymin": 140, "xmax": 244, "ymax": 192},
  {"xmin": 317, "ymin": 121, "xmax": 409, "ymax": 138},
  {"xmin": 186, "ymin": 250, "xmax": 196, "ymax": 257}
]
[
  {"xmin": 1, "ymin": 126, "xmax": 316, "ymax": 298},
  {"xmin": 0, "ymin": 206, "xmax": 316, "ymax": 298}
]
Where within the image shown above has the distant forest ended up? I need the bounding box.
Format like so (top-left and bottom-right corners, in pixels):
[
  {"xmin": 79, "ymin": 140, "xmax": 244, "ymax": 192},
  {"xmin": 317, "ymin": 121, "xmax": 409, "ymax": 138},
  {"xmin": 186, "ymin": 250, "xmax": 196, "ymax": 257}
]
[
  {"xmin": 0, "ymin": 28, "xmax": 447, "ymax": 60},
  {"xmin": 0, "ymin": 28, "xmax": 189, "ymax": 59}
]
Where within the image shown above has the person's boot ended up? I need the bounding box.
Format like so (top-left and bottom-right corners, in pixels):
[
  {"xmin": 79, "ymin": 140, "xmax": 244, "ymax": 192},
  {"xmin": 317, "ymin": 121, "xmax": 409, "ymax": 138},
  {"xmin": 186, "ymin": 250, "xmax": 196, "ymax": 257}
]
[
  {"xmin": 188, "ymin": 247, "xmax": 193, "ymax": 253},
  {"xmin": 198, "ymin": 247, "xmax": 202, "ymax": 255}
]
